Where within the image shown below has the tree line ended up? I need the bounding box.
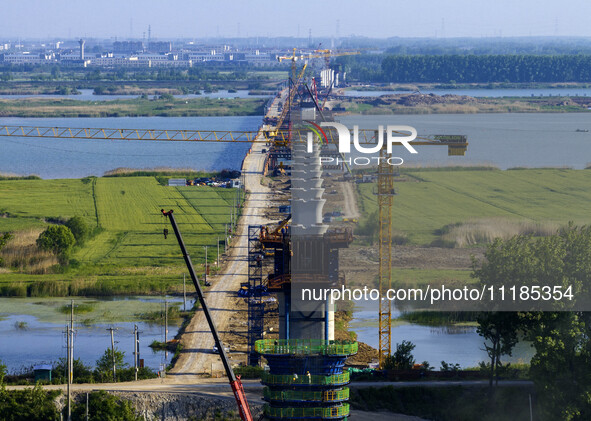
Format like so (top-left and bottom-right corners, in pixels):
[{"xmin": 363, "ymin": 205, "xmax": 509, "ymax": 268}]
[{"xmin": 338, "ymin": 54, "xmax": 591, "ymax": 83}]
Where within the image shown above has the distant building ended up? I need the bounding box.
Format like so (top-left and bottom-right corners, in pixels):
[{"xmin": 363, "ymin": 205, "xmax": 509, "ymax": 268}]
[
  {"xmin": 147, "ymin": 41, "xmax": 172, "ymax": 53},
  {"xmin": 1, "ymin": 52, "xmax": 55, "ymax": 64},
  {"xmin": 113, "ymin": 41, "xmax": 144, "ymax": 54}
]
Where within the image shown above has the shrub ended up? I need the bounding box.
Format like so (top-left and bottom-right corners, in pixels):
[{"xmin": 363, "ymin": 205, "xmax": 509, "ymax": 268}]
[
  {"xmin": 36, "ymin": 225, "xmax": 76, "ymax": 256},
  {"xmin": 383, "ymin": 340, "xmax": 416, "ymax": 370},
  {"xmin": 65, "ymin": 216, "xmax": 90, "ymax": 245},
  {"xmin": 71, "ymin": 391, "xmax": 141, "ymax": 421}
]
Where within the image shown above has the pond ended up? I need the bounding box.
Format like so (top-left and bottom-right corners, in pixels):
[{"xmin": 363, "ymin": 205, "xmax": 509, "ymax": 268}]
[{"xmin": 0, "ymin": 295, "xmax": 196, "ymax": 373}]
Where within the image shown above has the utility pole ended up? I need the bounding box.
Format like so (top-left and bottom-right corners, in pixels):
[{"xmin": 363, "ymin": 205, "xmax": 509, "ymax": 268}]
[
  {"xmin": 85, "ymin": 392, "xmax": 89, "ymax": 421},
  {"xmin": 204, "ymin": 246, "xmax": 208, "ymax": 284},
  {"xmin": 164, "ymin": 300, "xmax": 168, "ymax": 343},
  {"xmin": 106, "ymin": 327, "xmax": 117, "ymax": 382},
  {"xmin": 217, "ymin": 237, "xmax": 220, "ymax": 268},
  {"xmin": 66, "ymin": 299, "xmax": 74, "ymax": 421},
  {"xmin": 225, "ymin": 224, "xmax": 229, "ymax": 252},
  {"xmin": 133, "ymin": 325, "xmax": 140, "ymax": 381},
  {"xmin": 183, "ymin": 273, "xmax": 186, "ymax": 311}
]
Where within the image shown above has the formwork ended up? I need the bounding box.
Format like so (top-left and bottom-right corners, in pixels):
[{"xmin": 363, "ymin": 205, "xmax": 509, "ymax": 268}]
[{"xmin": 256, "ymin": 339, "xmax": 357, "ymax": 420}]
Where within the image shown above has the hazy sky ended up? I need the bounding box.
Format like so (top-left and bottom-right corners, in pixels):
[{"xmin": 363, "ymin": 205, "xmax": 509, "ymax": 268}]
[{"xmin": 2, "ymin": 0, "xmax": 591, "ymax": 40}]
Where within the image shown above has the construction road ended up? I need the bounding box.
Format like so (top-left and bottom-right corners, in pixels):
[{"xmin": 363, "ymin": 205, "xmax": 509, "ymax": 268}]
[{"xmin": 167, "ymin": 103, "xmax": 281, "ymax": 382}]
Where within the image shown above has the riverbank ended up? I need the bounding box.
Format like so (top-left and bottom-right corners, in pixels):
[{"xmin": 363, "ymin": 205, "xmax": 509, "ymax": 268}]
[
  {"xmin": 0, "ymin": 96, "xmax": 266, "ymax": 117},
  {"xmin": 348, "ymin": 81, "xmax": 591, "ymax": 91},
  {"xmin": 332, "ymin": 92, "xmax": 591, "ymax": 114}
]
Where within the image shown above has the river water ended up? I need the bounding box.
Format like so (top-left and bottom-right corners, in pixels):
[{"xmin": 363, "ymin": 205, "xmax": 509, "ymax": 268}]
[
  {"xmin": 0, "ymin": 116, "xmax": 260, "ymax": 178},
  {"xmin": 338, "ymin": 113, "xmax": 591, "ymax": 169},
  {"xmin": 2, "ymin": 113, "xmax": 590, "ymax": 179},
  {"xmin": 0, "ymin": 89, "xmax": 273, "ymax": 101},
  {"xmin": 350, "ymin": 300, "xmax": 534, "ymax": 368},
  {"xmin": 0, "ymin": 296, "xmax": 196, "ymax": 373}
]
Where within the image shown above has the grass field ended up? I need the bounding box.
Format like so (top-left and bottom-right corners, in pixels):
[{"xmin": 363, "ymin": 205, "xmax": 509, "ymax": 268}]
[
  {"xmin": 0, "ymin": 176, "xmax": 239, "ymax": 296},
  {"xmin": 0, "ymin": 97, "xmax": 266, "ymax": 118},
  {"xmin": 357, "ymin": 168, "xmax": 591, "ymax": 245}
]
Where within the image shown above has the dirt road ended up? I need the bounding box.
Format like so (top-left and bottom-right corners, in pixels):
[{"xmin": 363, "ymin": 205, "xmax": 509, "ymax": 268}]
[
  {"xmin": 166, "ymin": 92, "xmax": 288, "ymax": 381},
  {"xmin": 167, "ymin": 133, "xmax": 273, "ymax": 381}
]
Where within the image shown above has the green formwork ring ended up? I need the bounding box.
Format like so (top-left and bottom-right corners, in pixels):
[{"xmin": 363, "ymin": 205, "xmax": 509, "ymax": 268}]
[
  {"xmin": 263, "ymin": 387, "xmax": 350, "ymax": 403},
  {"xmin": 264, "ymin": 403, "xmax": 350, "ymax": 419},
  {"xmin": 255, "ymin": 339, "xmax": 358, "ymax": 357},
  {"xmin": 261, "ymin": 370, "xmax": 350, "ymax": 387}
]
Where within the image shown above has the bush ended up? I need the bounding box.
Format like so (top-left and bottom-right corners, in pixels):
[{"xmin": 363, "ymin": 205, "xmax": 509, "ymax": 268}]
[
  {"xmin": 71, "ymin": 391, "xmax": 141, "ymax": 421},
  {"xmin": 36, "ymin": 225, "xmax": 76, "ymax": 258},
  {"xmin": 383, "ymin": 340, "xmax": 416, "ymax": 370},
  {"xmin": 234, "ymin": 365, "xmax": 264, "ymax": 379},
  {"xmin": 0, "ymin": 359, "xmax": 6, "ymax": 384},
  {"xmin": 65, "ymin": 216, "xmax": 90, "ymax": 245},
  {"xmin": 0, "ymin": 385, "xmax": 61, "ymax": 420}
]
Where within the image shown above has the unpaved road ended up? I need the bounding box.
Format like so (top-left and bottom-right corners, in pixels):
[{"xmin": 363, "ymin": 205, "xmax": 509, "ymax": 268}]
[
  {"xmin": 341, "ymin": 180, "xmax": 360, "ymax": 219},
  {"xmin": 168, "ymin": 137, "xmax": 272, "ymax": 380},
  {"xmin": 167, "ymin": 98, "xmax": 282, "ymax": 382}
]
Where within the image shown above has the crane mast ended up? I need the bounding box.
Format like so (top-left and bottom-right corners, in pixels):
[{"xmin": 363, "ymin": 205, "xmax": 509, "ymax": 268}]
[{"xmin": 161, "ymin": 209, "xmax": 253, "ymax": 421}]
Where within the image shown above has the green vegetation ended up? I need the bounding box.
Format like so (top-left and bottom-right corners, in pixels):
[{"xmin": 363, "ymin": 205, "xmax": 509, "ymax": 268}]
[
  {"xmin": 350, "ymin": 385, "xmax": 536, "ymax": 421},
  {"xmin": 383, "ymin": 340, "xmax": 416, "ymax": 370},
  {"xmin": 339, "ymin": 54, "xmax": 591, "ymax": 83},
  {"xmin": 356, "ymin": 168, "xmax": 591, "ymax": 246},
  {"xmin": 0, "ymin": 96, "xmax": 265, "ymax": 118},
  {"xmin": 471, "ymin": 226, "xmax": 591, "ymax": 419},
  {"xmin": 398, "ymin": 311, "xmax": 478, "ymax": 326},
  {"xmin": 0, "ymin": 385, "xmax": 61, "ymax": 421},
  {"xmin": 36, "ymin": 225, "xmax": 76, "ymax": 258},
  {"xmin": 65, "ymin": 216, "xmax": 90, "ymax": 245},
  {"xmin": 71, "ymin": 391, "xmax": 141, "ymax": 421},
  {"xmin": 234, "ymin": 365, "xmax": 265, "ymax": 379},
  {"xmin": 0, "ymin": 176, "xmax": 241, "ymax": 296}
]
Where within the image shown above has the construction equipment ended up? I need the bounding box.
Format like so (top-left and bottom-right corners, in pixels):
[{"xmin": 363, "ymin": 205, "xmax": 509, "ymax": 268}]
[
  {"xmin": 161, "ymin": 209, "xmax": 253, "ymax": 421},
  {"xmin": 375, "ymin": 135, "xmax": 467, "ymax": 368},
  {"xmin": 0, "ymin": 124, "xmax": 468, "ymax": 152},
  {"xmin": 260, "ymin": 214, "xmax": 291, "ymax": 244}
]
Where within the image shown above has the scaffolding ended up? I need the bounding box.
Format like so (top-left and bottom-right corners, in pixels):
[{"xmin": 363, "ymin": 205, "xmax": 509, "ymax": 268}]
[
  {"xmin": 247, "ymin": 225, "xmax": 265, "ymax": 366},
  {"xmin": 257, "ymin": 339, "xmax": 356, "ymax": 421}
]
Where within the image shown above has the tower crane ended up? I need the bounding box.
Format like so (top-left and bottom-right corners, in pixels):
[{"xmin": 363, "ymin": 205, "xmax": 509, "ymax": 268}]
[
  {"xmin": 0, "ymin": 76, "xmax": 468, "ymax": 374},
  {"xmin": 376, "ymin": 134, "xmax": 467, "ymax": 368}
]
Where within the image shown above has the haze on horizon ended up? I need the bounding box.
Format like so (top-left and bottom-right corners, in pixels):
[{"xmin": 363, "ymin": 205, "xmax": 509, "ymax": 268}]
[{"xmin": 2, "ymin": 0, "xmax": 591, "ymax": 40}]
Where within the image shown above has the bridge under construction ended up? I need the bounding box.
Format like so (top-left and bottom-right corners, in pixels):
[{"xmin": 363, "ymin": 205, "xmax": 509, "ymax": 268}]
[{"xmin": 0, "ymin": 48, "xmax": 467, "ymax": 421}]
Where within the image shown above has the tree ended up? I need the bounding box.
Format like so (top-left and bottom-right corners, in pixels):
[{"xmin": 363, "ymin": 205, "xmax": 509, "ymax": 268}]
[
  {"xmin": 65, "ymin": 217, "xmax": 90, "ymax": 245},
  {"xmin": 476, "ymin": 312, "xmax": 522, "ymax": 387},
  {"xmin": 36, "ymin": 225, "xmax": 75, "ymax": 257},
  {"xmin": 0, "ymin": 232, "xmax": 13, "ymax": 266},
  {"xmin": 0, "ymin": 384, "xmax": 60, "ymax": 420},
  {"xmin": 71, "ymin": 391, "xmax": 140, "ymax": 421},
  {"xmin": 53, "ymin": 358, "xmax": 94, "ymax": 384},
  {"xmin": 95, "ymin": 348, "xmax": 128, "ymax": 382},
  {"xmin": 383, "ymin": 340, "xmax": 416, "ymax": 370},
  {"xmin": 0, "ymin": 359, "xmax": 6, "ymax": 385},
  {"xmin": 528, "ymin": 312, "xmax": 591, "ymax": 421},
  {"xmin": 473, "ymin": 225, "xmax": 591, "ymax": 418}
]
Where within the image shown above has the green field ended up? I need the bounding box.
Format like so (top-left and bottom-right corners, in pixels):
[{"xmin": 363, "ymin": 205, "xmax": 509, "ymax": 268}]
[
  {"xmin": 357, "ymin": 168, "xmax": 591, "ymax": 245},
  {"xmin": 0, "ymin": 176, "xmax": 239, "ymax": 296}
]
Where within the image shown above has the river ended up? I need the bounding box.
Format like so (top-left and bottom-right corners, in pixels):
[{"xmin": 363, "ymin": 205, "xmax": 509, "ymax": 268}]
[
  {"xmin": 0, "ymin": 89, "xmax": 273, "ymax": 101},
  {"xmin": 338, "ymin": 113, "xmax": 591, "ymax": 169},
  {"xmin": 0, "ymin": 116, "xmax": 261, "ymax": 178},
  {"xmin": 350, "ymin": 300, "xmax": 534, "ymax": 369}
]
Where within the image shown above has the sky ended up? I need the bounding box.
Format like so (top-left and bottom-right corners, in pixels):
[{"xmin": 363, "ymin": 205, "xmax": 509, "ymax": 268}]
[{"xmin": 2, "ymin": 0, "xmax": 591, "ymax": 40}]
